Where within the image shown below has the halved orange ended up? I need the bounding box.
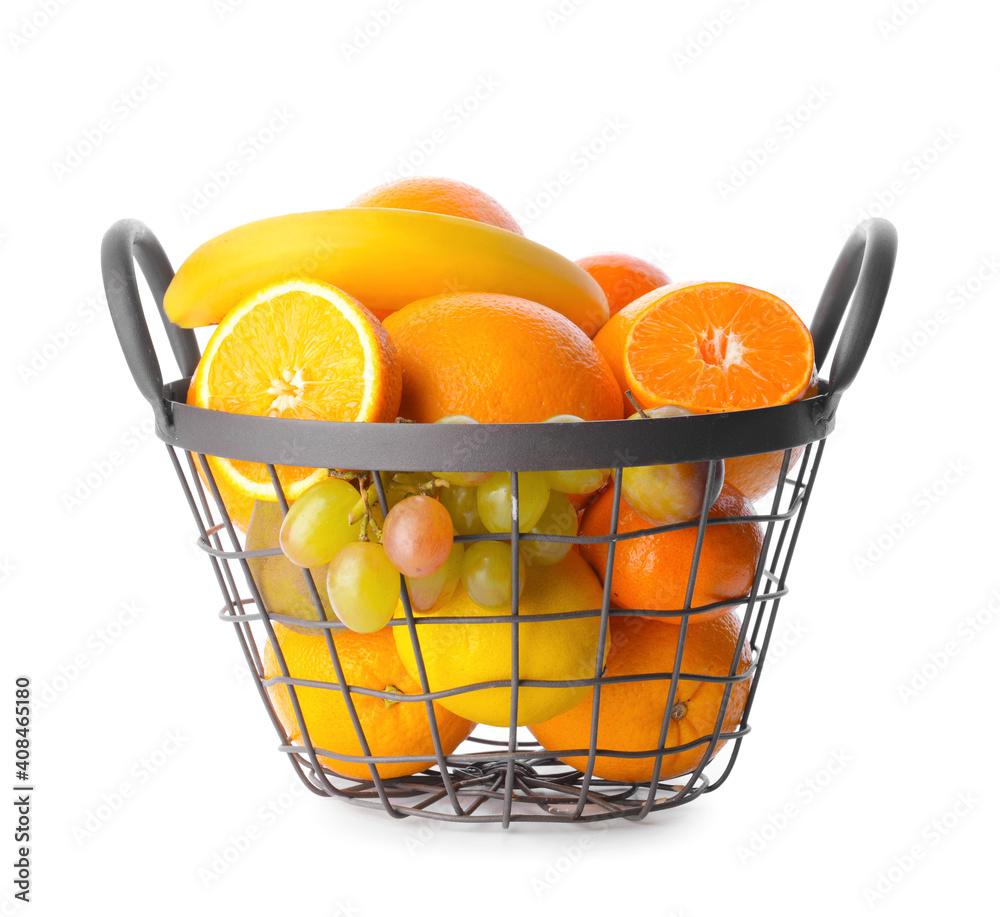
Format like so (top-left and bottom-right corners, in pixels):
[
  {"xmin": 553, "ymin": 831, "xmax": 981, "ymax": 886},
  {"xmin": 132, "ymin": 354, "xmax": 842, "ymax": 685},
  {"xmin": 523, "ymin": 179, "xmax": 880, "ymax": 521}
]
[
  {"xmin": 593, "ymin": 282, "xmax": 695, "ymax": 416},
  {"xmin": 621, "ymin": 282, "xmax": 814, "ymax": 413},
  {"xmin": 187, "ymin": 279, "xmax": 401, "ymax": 529}
]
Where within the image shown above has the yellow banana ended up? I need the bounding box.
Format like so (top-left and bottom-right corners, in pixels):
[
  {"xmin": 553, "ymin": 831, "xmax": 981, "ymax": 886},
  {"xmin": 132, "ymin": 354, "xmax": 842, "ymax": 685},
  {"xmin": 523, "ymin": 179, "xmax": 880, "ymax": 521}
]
[{"xmin": 164, "ymin": 208, "xmax": 609, "ymax": 336}]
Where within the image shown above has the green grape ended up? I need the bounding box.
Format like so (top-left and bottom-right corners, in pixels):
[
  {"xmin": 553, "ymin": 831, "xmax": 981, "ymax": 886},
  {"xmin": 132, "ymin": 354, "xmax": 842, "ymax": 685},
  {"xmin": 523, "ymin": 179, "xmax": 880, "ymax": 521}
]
[
  {"xmin": 477, "ymin": 472, "xmax": 549, "ymax": 533},
  {"xmin": 438, "ymin": 484, "xmax": 487, "ymax": 536},
  {"xmin": 404, "ymin": 542, "xmax": 464, "ymax": 613},
  {"xmin": 621, "ymin": 462, "xmax": 717, "ymax": 525},
  {"xmin": 279, "ymin": 477, "xmax": 364, "ymax": 568},
  {"xmin": 460, "ymin": 541, "xmax": 526, "ymax": 608},
  {"xmin": 621, "ymin": 405, "xmax": 724, "ymax": 524},
  {"xmin": 433, "ymin": 415, "xmax": 493, "ymax": 487},
  {"xmin": 382, "ymin": 495, "xmax": 455, "ymax": 578},
  {"xmin": 326, "ymin": 542, "xmax": 400, "ymax": 633},
  {"xmin": 541, "ymin": 414, "xmax": 610, "ymax": 494},
  {"xmin": 521, "ymin": 491, "xmax": 578, "ymax": 566},
  {"xmin": 366, "ymin": 501, "xmax": 384, "ymax": 543}
]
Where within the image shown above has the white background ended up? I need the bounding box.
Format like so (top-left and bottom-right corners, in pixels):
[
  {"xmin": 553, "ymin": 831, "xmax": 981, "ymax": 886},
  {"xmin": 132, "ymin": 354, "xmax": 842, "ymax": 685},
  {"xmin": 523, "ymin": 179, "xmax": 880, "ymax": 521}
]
[{"xmin": 2, "ymin": 0, "xmax": 996, "ymax": 913}]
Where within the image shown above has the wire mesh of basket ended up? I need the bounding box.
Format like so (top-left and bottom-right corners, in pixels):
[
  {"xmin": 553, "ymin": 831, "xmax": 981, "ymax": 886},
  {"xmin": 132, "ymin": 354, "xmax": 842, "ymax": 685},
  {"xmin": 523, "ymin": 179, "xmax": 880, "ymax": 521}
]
[{"xmin": 101, "ymin": 217, "xmax": 896, "ymax": 826}]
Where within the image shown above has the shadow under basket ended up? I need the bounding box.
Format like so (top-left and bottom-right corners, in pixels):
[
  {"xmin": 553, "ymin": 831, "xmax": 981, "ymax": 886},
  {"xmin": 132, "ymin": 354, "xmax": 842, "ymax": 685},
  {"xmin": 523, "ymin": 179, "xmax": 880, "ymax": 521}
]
[{"xmin": 101, "ymin": 217, "xmax": 896, "ymax": 827}]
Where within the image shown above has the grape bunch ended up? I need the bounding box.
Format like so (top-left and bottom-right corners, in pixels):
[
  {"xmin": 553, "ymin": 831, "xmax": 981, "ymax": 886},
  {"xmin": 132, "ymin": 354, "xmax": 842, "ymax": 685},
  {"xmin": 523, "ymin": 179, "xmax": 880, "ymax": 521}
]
[{"xmin": 273, "ymin": 412, "xmax": 718, "ymax": 633}]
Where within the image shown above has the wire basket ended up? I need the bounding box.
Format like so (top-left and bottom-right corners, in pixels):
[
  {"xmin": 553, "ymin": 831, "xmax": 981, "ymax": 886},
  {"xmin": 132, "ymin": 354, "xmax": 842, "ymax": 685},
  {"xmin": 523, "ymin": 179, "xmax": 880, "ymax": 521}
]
[{"xmin": 101, "ymin": 217, "xmax": 896, "ymax": 826}]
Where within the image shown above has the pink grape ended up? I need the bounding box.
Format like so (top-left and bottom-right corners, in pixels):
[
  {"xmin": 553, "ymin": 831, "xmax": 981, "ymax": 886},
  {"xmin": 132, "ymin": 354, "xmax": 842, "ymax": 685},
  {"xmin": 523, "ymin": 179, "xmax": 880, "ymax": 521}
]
[{"xmin": 382, "ymin": 495, "xmax": 455, "ymax": 578}]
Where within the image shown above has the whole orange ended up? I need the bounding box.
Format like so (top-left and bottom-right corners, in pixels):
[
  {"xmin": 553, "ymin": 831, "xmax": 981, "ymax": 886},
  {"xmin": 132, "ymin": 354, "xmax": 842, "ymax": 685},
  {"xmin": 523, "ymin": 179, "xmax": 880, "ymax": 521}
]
[
  {"xmin": 348, "ymin": 176, "xmax": 523, "ymax": 235},
  {"xmin": 382, "ymin": 292, "xmax": 623, "ymax": 423},
  {"xmin": 262, "ymin": 623, "xmax": 473, "ymax": 781},
  {"xmin": 575, "ymin": 252, "xmax": 671, "ymax": 317},
  {"xmin": 579, "ymin": 482, "xmax": 762, "ymax": 623},
  {"xmin": 529, "ymin": 612, "xmax": 752, "ymax": 783}
]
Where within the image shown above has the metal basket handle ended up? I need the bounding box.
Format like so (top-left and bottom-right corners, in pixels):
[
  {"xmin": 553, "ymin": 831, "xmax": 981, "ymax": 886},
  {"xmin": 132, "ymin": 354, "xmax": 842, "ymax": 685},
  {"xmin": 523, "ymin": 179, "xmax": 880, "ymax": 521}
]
[
  {"xmin": 809, "ymin": 217, "xmax": 897, "ymax": 409},
  {"xmin": 100, "ymin": 218, "xmax": 197, "ymax": 432}
]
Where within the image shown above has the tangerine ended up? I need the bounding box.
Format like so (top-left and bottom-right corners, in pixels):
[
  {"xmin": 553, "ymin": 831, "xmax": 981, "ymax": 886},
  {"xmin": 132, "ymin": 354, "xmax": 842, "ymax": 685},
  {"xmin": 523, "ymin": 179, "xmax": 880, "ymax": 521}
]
[
  {"xmin": 575, "ymin": 252, "xmax": 671, "ymax": 317},
  {"xmin": 579, "ymin": 482, "xmax": 762, "ymax": 623}
]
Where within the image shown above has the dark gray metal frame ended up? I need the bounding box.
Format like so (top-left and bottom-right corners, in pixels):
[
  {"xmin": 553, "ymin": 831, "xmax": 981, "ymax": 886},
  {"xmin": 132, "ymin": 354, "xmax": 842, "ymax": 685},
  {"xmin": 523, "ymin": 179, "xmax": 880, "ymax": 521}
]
[{"xmin": 101, "ymin": 217, "xmax": 896, "ymax": 826}]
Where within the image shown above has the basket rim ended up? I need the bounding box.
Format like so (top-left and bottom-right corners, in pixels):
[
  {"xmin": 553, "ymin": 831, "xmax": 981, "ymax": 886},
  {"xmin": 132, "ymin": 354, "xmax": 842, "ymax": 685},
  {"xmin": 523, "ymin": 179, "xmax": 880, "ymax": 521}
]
[{"xmin": 157, "ymin": 376, "xmax": 834, "ymax": 471}]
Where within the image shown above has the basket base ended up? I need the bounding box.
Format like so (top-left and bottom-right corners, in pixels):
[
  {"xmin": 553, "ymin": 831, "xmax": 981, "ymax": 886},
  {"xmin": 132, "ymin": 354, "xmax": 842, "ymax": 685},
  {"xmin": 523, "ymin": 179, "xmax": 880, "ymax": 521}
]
[{"xmin": 282, "ymin": 738, "xmax": 715, "ymax": 825}]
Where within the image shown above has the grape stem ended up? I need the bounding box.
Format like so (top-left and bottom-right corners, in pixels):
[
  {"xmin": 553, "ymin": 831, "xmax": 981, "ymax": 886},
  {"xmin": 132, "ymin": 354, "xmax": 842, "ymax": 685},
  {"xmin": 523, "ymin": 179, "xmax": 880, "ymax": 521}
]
[
  {"xmin": 387, "ymin": 475, "xmax": 439, "ymax": 499},
  {"xmin": 359, "ymin": 475, "xmax": 382, "ymax": 543},
  {"xmin": 347, "ymin": 496, "xmax": 368, "ymax": 527}
]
